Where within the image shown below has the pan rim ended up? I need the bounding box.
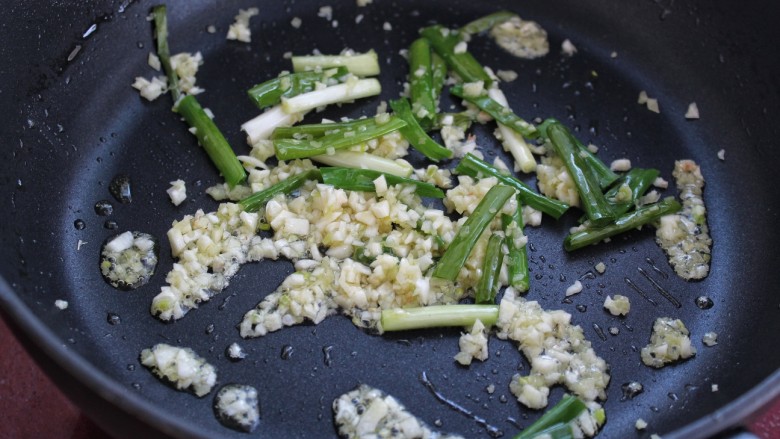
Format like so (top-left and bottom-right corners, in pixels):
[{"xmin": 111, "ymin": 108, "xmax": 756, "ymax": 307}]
[
  {"xmin": 0, "ymin": 274, "xmax": 211, "ymax": 439},
  {"xmin": 1, "ymin": 273, "xmax": 778, "ymax": 438}
]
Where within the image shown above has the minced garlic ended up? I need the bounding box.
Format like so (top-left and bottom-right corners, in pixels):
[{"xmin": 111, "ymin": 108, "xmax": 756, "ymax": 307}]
[
  {"xmin": 641, "ymin": 317, "xmax": 696, "ymax": 367},
  {"xmin": 496, "ymin": 288, "xmax": 610, "ymax": 409}
]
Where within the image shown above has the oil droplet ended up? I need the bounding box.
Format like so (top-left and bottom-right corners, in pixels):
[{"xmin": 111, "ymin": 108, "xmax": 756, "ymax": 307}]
[
  {"xmin": 74, "ymin": 219, "xmax": 86, "ymax": 230},
  {"xmin": 132, "ymin": 382, "xmax": 142, "ymax": 390},
  {"xmin": 668, "ymin": 392, "xmax": 679, "ymax": 401},
  {"xmin": 281, "ymin": 345, "xmax": 294, "ymax": 360},
  {"xmin": 107, "ymin": 313, "xmax": 121, "ymax": 325},
  {"xmin": 621, "ymin": 381, "xmax": 644, "ymax": 400},
  {"xmin": 695, "ymin": 296, "xmax": 714, "ymax": 310},
  {"xmin": 95, "ymin": 200, "xmax": 114, "ymax": 216},
  {"xmin": 592, "ymin": 323, "xmax": 606, "ymax": 341},
  {"xmin": 126, "ymin": 364, "xmax": 136, "ymax": 371},
  {"xmin": 420, "ymin": 372, "xmax": 503, "ymax": 438},
  {"xmin": 575, "ymin": 304, "xmax": 587, "ymax": 313},
  {"xmin": 646, "ymin": 257, "xmax": 668, "ymax": 279},
  {"xmin": 625, "ymin": 277, "xmax": 657, "ymax": 306},
  {"xmin": 588, "ymin": 120, "xmax": 599, "ymax": 136},
  {"xmin": 637, "ymin": 267, "xmax": 681, "ymax": 308},
  {"xmin": 109, "ymin": 174, "xmax": 132, "ymax": 203},
  {"xmin": 323, "ymin": 345, "xmax": 334, "ymax": 366},
  {"xmin": 565, "ymin": 104, "xmax": 576, "ymax": 120},
  {"xmin": 205, "ymin": 324, "xmax": 215, "ymax": 334},
  {"xmin": 218, "ymin": 294, "xmax": 232, "ymax": 311}
]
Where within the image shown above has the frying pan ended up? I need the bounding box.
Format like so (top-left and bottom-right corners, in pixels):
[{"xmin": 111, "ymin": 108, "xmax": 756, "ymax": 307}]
[{"xmin": 1, "ymin": 0, "xmax": 779, "ymax": 437}]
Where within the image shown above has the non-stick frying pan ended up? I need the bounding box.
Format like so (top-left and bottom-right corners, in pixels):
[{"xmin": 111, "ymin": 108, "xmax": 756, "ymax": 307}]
[{"xmin": 2, "ymin": 0, "xmax": 780, "ymax": 438}]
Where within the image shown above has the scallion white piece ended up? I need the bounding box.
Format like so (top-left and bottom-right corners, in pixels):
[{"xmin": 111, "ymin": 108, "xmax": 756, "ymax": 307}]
[
  {"xmin": 281, "ymin": 78, "xmax": 382, "ymax": 114},
  {"xmin": 488, "ymin": 88, "xmax": 536, "ymax": 173},
  {"xmin": 311, "ymin": 150, "xmax": 413, "ymax": 177},
  {"xmin": 241, "ymin": 105, "xmax": 306, "ymax": 143}
]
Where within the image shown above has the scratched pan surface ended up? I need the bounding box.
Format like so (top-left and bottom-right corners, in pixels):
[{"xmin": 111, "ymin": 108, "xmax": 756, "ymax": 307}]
[{"xmin": 1, "ymin": 0, "xmax": 780, "ymax": 438}]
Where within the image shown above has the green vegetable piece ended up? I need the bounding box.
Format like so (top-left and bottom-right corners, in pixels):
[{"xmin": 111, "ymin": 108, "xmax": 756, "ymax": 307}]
[
  {"xmin": 501, "ymin": 195, "xmax": 529, "ymax": 292},
  {"xmin": 450, "ymin": 84, "xmax": 538, "ymax": 139},
  {"xmin": 537, "ymin": 118, "xmax": 619, "ymax": 189},
  {"xmin": 580, "ymin": 146, "xmax": 620, "ymax": 190},
  {"xmin": 525, "ymin": 423, "xmax": 573, "ymax": 439},
  {"xmin": 152, "ymin": 5, "xmax": 246, "ymax": 188},
  {"xmin": 177, "ymin": 96, "xmax": 247, "ymax": 188},
  {"xmin": 151, "ymin": 5, "xmax": 180, "ymax": 102},
  {"xmin": 514, "ymin": 395, "xmax": 587, "ymax": 439},
  {"xmin": 544, "ymin": 121, "xmax": 615, "ymax": 226},
  {"xmin": 433, "ymin": 112, "xmax": 475, "ymax": 131},
  {"xmin": 320, "ymin": 167, "xmax": 444, "ymax": 198},
  {"xmin": 475, "ymin": 233, "xmax": 505, "ymax": 304},
  {"xmin": 381, "ymin": 305, "xmax": 499, "ymax": 332},
  {"xmin": 272, "ymin": 117, "xmax": 378, "ymax": 140},
  {"xmin": 247, "ymin": 67, "xmax": 349, "ymax": 109},
  {"xmin": 455, "ymin": 153, "xmax": 569, "ymax": 219},
  {"xmin": 432, "ymin": 185, "xmax": 515, "ymax": 281},
  {"xmin": 291, "ymin": 50, "xmax": 380, "ymax": 77},
  {"xmin": 390, "ymin": 98, "xmax": 452, "ymax": 161},
  {"xmin": 420, "ymin": 25, "xmax": 492, "ymax": 86},
  {"xmin": 274, "ymin": 116, "xmax": 406, "ymax": 160},
  {"xmin": 408, "ymin": 38, "xmax": 437, "ymax": 128},
  {"xmin": 239, "ymin": 169, "xmax": 322, "ymax": 212},
  {"xmin": 461, "ymin": 11, "xmax": 518, "ymax": 35},
  {"xmin": 431, "ymin": 53, "xmax": 448, "ymax": 104},
  {"xmin": 564, "ymin": 197, "xmax": 682, "ymax": 251},
  {"xmin": 577, "ymin": 167, "xmax": 660, "ymax": 223},
  {"xmin": 606, "ymin": 168, "xmax": 660, "ymax": 213}
]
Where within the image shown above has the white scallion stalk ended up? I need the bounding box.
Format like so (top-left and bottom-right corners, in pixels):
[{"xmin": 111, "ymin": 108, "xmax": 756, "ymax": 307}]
[
  {"xmin": 488, "ymin": 88, "xmax": 536, "ymax": 173},
  {"xmin": 312, "ymin": 151, "xmax": 413, "ymax": 177},
  {"xmin": 281, "ymin": 79, "xmax": 381, "ymax": 114},
  {"xmin": 292, "ymin": 50, "xmax": 380, "ymax": 76},
  {"xmin": 241, "ymin": 105, "xmax": 306, "ymax": 144}
]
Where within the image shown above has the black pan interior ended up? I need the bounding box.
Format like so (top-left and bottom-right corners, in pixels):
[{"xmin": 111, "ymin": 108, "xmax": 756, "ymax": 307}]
[{"xmin": 2, "ymin": 0, "xmax": 780, "ymax": 438}]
